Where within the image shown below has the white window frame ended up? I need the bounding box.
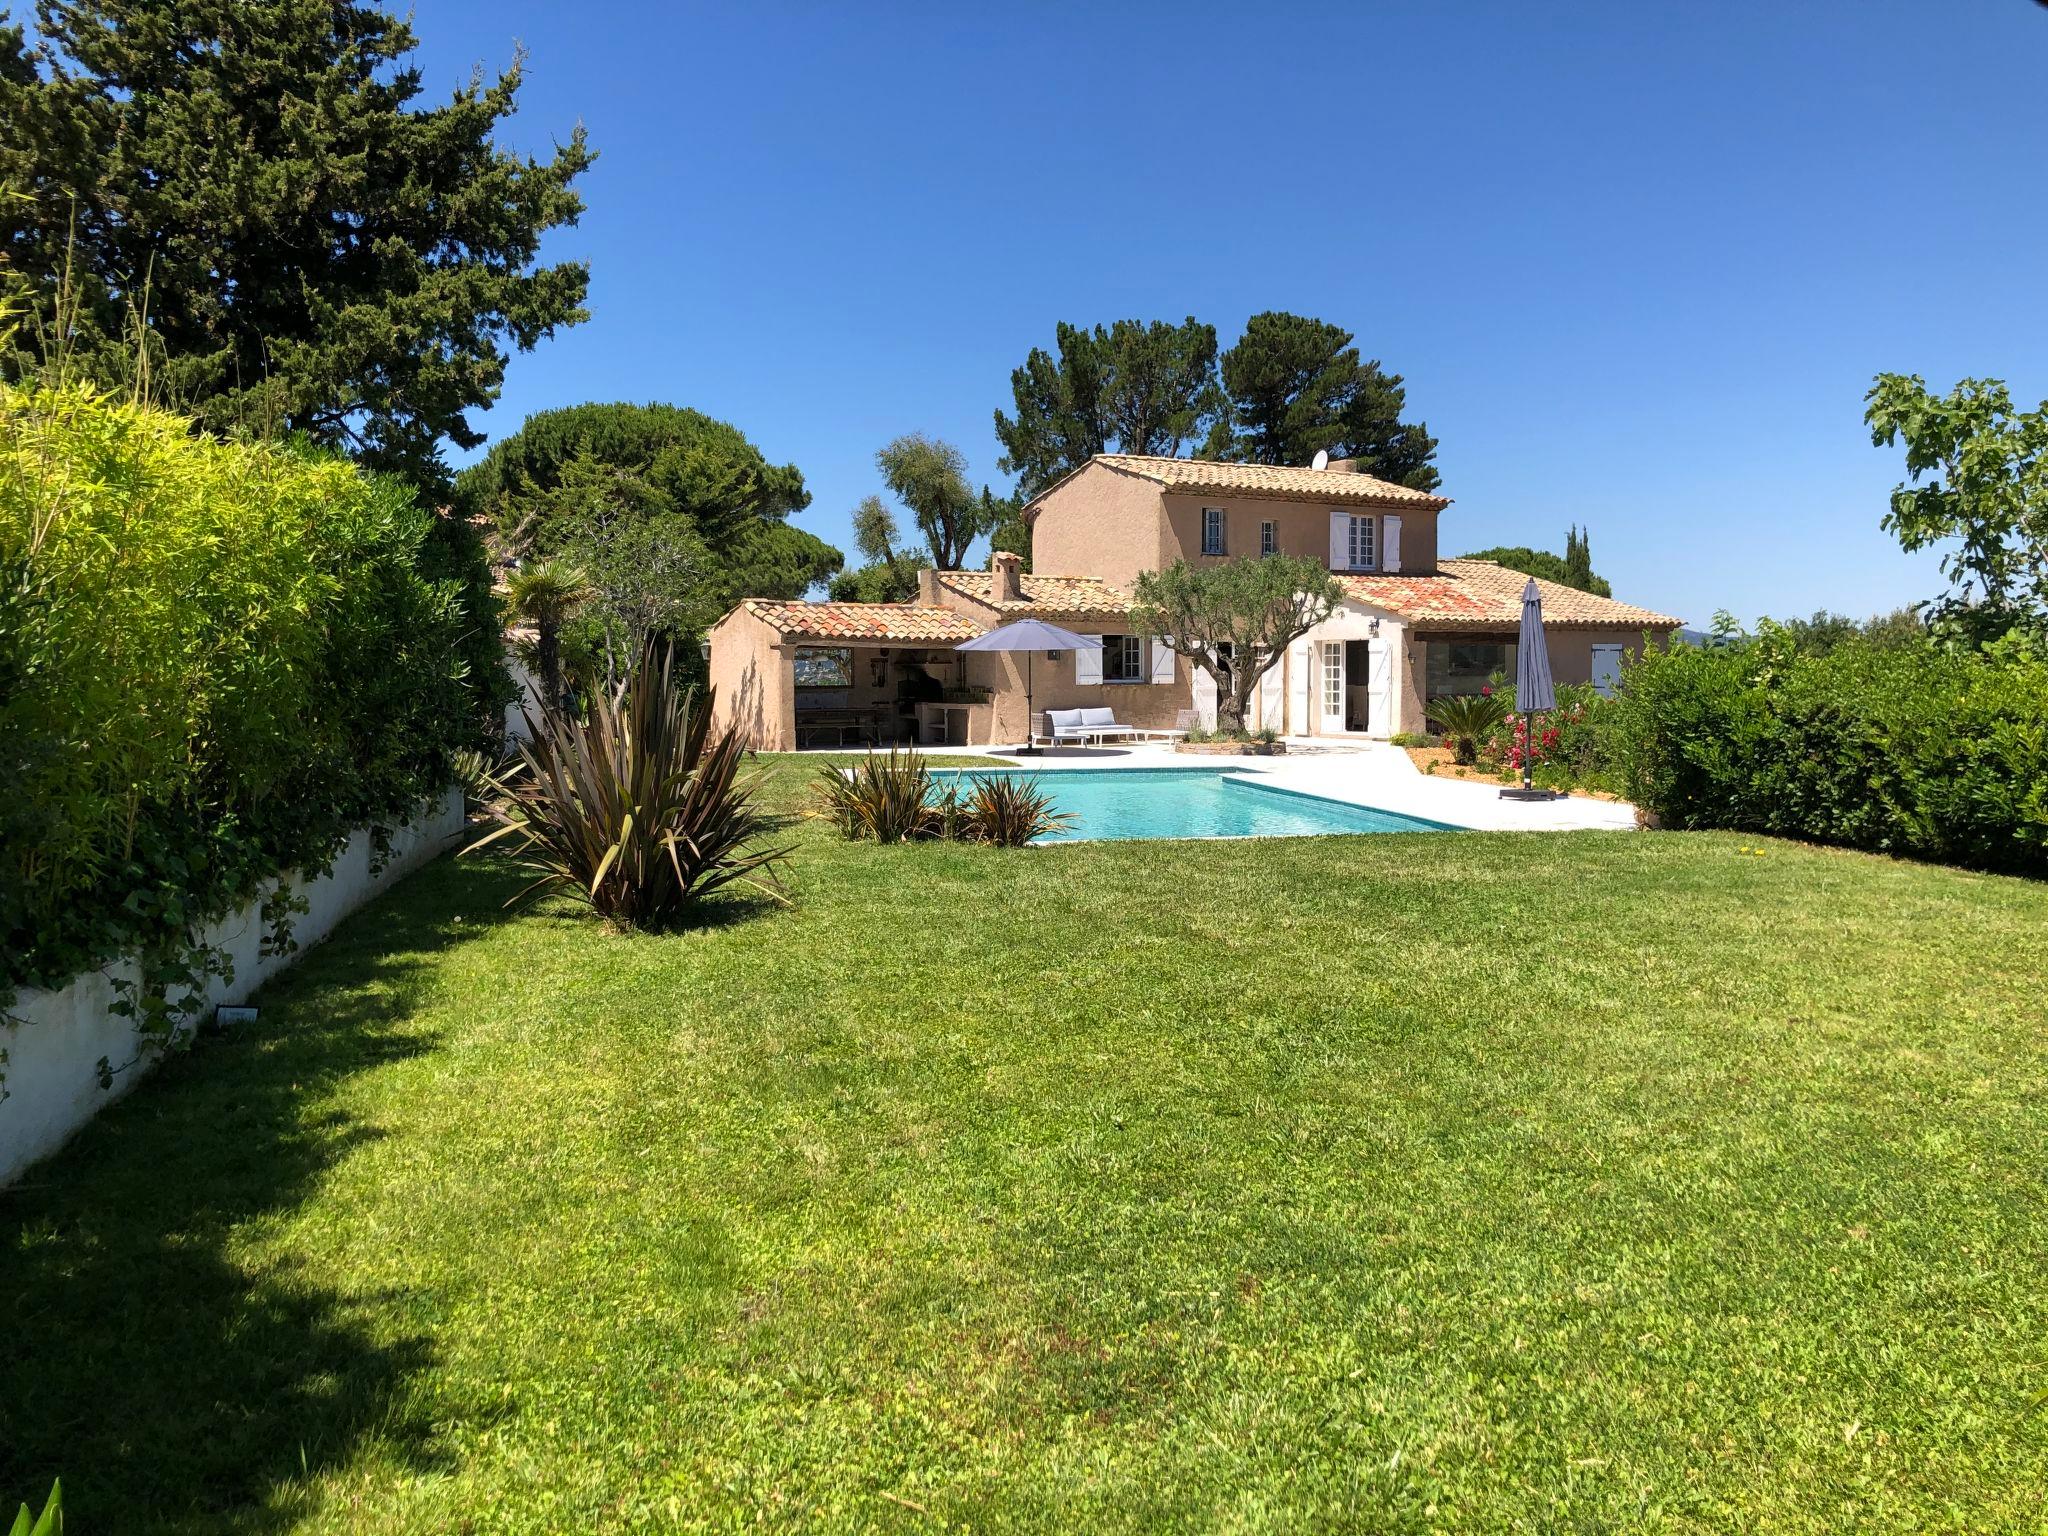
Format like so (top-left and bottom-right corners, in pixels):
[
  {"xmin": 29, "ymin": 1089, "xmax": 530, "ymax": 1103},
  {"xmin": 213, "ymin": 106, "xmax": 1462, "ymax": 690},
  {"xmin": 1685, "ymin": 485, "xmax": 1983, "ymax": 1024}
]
[
  {"xmin": 1346, "ymin": 514, "xmax": 1377, "ymax": 572},
  {"xmin": 1100, "ymin": 633, "xmax": 1144, "ymax": 683},
  {"xmin": 1260, "ymin": 519, "xmax": 1278, "ymax": 557},
  {"xmin": 1202, "ymin": 506, "xmax": 1226, "ymax": 556}
]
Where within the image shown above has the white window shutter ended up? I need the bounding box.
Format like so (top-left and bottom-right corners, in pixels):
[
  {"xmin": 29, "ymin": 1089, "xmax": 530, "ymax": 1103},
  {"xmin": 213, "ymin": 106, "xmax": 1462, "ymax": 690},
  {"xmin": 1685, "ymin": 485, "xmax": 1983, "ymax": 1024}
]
[
  {"xmin": 1329, "ymin": 510, "xmax": 1348, "ymax": 568},
  {"xmin": 1384, "ymin": 514, "xmax": 1403, "ymax": 573},
  {"xmin": 1075, "ymin": 642, "xmax": 1102, "ymax": 686},
  {"xmin": 1149, "ymin": 637, "xmax": 1176, "ymax": 684}
]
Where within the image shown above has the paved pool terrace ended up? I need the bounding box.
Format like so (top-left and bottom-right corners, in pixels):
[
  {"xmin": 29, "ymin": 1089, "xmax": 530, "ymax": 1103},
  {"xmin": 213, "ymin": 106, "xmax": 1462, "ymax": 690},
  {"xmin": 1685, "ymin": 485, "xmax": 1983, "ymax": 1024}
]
[{"xmin": 910, "ymin": 739, "xmax": 1640, "ymax": 834}]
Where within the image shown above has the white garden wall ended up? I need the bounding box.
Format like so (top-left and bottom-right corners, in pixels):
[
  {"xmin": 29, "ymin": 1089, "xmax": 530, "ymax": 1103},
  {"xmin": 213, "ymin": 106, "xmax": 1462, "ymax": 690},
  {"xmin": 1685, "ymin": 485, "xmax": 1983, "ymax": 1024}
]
[
  {"xmin": 0, "ymin": 789, "xmax": 466, "ymax": 1186},
  {"xmin": 504, "ymin": 648, "xmax": 542, "ymax": 742}
]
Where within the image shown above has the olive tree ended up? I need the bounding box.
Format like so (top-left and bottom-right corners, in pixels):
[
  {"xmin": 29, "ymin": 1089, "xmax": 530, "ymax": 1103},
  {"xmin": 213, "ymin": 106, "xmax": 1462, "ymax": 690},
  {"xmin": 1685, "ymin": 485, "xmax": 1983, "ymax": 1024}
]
[{"xmin": 1130, "ymin": 555, "xmax": 1342, "ymax": 734}]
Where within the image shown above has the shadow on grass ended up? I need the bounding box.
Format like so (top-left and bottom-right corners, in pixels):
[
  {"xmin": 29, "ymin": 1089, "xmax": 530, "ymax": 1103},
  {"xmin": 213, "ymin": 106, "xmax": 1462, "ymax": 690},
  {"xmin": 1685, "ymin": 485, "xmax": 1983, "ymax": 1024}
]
[{"xmin": 0, "ymin": 853, "xmax": 531, "ymax": 1533}]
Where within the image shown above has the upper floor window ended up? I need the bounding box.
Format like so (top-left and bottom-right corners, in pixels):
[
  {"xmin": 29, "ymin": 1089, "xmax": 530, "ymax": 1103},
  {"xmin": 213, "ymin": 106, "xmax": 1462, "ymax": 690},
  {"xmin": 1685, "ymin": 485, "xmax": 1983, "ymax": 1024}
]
[
  {"xmin": 1101, "ymin": 633, "xmax": 1144, "ymax": 682},
  {"xmin": 1345, "ymin": 513, "xmax": 1376, "ymax": 571},
  {"xmin": 1260, "ymin": 520, "xmax": 1278, "ymax": 557},
  {"xmin": 1202, "ymin": 506, "xmax": 1226, "ymax": 556}
]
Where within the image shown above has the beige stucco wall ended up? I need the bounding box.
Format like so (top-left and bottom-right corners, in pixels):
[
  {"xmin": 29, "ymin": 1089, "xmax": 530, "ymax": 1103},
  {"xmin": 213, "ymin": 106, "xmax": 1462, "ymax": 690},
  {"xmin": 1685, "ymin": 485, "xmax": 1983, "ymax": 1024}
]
[
  {"xmin": 925, "ymin": 577, "xmax": 1189, "ymax": 743},
  {"xmin": 1027, "ymin": 462, "xmax": 1171, "ymax": 588},
  {"xmin": 708, "ymin": 607, "xmax": 795, "ymax": 751},
  {"xmin": 1157, "ymin": 492, "xmax": 1441, "ymax": 575},
  {"xmin": 1276, "ymin": 608, "xmax": 1671, "ymax": 741},
  {"xmin": 1283, "ymin": 602, "xmax": 1426, "ymax": 738},
  {"xmin": 961, "ymin": 631, "xmax": 1193, "ymax": 743},
  {"xmin": 1540, "ymin": 628, "xmax": 1664, "ymax": 687},
  {"xmin": 1029, "ymin": 460, "xmax": 1445, "ymax": 587}
]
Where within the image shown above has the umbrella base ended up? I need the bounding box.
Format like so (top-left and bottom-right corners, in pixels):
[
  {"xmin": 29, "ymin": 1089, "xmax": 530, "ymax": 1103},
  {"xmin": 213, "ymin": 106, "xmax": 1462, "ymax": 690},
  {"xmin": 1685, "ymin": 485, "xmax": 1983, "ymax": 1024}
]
[{"xmin": 1499, "ymin": 787, "xmax": 1562, "ymax": 801}]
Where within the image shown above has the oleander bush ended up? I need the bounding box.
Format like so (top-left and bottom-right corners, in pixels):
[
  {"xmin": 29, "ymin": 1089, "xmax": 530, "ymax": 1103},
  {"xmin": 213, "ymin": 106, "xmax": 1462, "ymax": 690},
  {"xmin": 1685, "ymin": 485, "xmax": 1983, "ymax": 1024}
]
[
  {"xmin": 1604, "ymin": 624, "xmax": 2048, "ymax": 873},
  {"xmin": 0, "ymin": 382, "xmax": 510, "ymax": 1005},
  {"xmin": 1478, "ymin": 681, "xmax": 1619, "ymax": 793}
]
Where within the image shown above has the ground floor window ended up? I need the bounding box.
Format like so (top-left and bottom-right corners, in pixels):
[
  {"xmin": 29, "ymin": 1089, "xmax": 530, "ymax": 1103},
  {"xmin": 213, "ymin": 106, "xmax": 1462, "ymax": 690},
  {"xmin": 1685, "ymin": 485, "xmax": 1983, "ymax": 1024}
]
[
  {"xmin": 794, "ymin": 646, "xmax": 853, "ymax": 687},
  {"xmin": 1101, "ymin": 633, "xmax": 1144, "ymax": 682},
  {"xmin": 1426, "ymin": 640, "xmax": 1516, "ymax": 697}
]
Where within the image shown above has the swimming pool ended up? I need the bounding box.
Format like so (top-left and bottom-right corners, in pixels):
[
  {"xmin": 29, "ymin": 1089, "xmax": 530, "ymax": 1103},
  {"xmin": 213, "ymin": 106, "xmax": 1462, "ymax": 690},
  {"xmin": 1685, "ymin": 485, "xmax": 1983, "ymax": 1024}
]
[{"xmin": 931, "ymin": 766, "xmax": 1454, "ymax": 843}]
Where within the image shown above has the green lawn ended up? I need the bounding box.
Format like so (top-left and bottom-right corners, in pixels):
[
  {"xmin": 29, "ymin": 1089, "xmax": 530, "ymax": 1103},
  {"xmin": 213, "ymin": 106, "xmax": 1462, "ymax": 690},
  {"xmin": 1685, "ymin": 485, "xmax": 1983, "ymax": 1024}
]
[{"xmin": 5, "ymin": 756, "xmax": 2047, "ymax": 1532}]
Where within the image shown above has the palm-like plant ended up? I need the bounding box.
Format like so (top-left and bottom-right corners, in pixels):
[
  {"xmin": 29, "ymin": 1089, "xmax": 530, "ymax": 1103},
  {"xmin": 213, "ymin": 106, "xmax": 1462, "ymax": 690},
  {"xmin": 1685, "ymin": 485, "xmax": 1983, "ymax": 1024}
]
[
  {"xmin": 960, "ymin": 774, "xmax": 1073, "ymax": 846},
  {"xmin": 470, "ymin": 638, "xmax": 788, "ymax": 927},
  {"xmin": 1428, "ymin": 691, "xmax": 1512, "ymax": 765},
  {"xmin": 504, "ymin": 558, "xmax": 592, "ymax": 715},
  {"xmin": 811, "ymin": 749, "xmax": 947, "ymax": 843}
]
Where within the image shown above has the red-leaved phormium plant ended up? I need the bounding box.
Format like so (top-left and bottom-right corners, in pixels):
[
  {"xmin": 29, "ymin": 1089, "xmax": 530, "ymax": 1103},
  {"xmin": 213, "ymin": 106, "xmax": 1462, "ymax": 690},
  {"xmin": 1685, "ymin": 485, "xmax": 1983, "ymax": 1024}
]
[{"xmin": 470, "ymin": 638, "xmax": 789, "ymax": 928}]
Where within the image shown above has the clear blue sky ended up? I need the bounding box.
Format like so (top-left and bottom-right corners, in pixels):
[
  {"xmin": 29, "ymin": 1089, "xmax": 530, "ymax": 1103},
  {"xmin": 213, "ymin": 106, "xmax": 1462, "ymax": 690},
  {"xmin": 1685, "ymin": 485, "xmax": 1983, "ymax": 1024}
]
[{"xmin": 415, "ymin": 0, "xmax": 2048, "ymax": 627}]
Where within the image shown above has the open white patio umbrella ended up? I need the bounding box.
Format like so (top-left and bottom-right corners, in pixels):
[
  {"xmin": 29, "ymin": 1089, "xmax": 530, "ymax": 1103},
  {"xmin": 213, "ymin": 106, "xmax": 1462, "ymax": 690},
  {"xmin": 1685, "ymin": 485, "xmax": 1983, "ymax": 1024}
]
[
  {"xmin": 1502, "ymin": 577, "xmax": 1559, "ymax": 801},
  {"xmin": 954, "ymin": 618, "xmax": 1102, "ymax": 754}
]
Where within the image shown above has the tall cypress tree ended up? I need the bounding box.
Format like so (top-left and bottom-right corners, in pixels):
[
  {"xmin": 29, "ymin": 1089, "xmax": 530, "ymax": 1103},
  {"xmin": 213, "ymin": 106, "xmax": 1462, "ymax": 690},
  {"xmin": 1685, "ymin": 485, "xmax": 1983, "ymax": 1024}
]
[
  {"xmin": 1564, "ymin": 525, "xmax": 1595, "ymax": 590},
  {"xmin": 0, "ymin": 0, "xmax": 592, "ymax": 492}
]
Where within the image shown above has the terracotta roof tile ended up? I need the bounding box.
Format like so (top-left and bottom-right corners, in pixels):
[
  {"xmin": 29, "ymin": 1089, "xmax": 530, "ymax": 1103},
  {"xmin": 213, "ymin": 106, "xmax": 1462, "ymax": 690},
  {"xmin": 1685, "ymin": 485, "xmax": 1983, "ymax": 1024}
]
[
  {"xmin": 1093, "ymin": 453, "xmax": 1450, "ymax": 509},
  {"xmin": 1336, "ymin": 560, "xmax": 1682, "ymax": 631},
  {"xmin": 738, "ymin": 600, "xmax": 983, "ymax": 643},
  {"xmin": 935, "ymin": 570, "xmax": 1132, "ymax": 616}
]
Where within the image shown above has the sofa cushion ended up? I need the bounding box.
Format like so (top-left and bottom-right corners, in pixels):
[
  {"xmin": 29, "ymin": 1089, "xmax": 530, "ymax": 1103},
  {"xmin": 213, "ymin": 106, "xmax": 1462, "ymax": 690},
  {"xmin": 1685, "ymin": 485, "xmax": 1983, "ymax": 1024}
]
[
  {"xmin": 1048, "ymin": 708, "xmax": 1085, "ymax": 729},
  {"xmin": 1080, "ymin": 707, "xmax": 1118, "ymax": 727}
]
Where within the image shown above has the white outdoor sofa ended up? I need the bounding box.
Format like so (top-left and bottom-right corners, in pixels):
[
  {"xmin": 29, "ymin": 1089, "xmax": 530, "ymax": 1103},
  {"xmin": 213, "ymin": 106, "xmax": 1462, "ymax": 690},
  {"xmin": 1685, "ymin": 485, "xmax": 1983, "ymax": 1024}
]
[{"xmin": 1032, "ymin": 707, "xmax": 1187, "ymax": 747}]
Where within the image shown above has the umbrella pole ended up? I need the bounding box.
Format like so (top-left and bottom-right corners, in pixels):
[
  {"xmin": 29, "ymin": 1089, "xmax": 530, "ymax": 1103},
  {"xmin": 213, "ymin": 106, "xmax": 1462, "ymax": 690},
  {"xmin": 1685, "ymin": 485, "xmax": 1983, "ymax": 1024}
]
[
  {"xmin": 1024, "ymin": 651, "xmax": 1034, "ymax": 755},
  {"xmin": 1523, "ymin": 709, "xmax": 1533, "ymax": 793}
]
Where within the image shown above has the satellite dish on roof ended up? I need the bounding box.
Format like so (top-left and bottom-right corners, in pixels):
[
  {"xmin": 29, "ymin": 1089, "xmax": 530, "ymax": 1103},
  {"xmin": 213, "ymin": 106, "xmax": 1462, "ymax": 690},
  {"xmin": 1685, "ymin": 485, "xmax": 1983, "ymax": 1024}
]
[{"xmin": 1311, "ymin": 449, "xmax": 1329, "ymax": 471}]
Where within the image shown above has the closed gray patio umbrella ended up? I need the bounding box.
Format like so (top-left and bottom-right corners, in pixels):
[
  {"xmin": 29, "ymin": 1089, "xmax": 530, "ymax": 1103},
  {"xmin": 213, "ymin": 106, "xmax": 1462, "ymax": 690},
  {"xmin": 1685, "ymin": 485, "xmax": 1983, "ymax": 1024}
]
[
  {"xmin": 1503, "ymin": 577, "xmax": 1560, "ymax": 801},
  {"xmin": 954, "ymin": 618, "xmax": 1102, "ymax": 754}
]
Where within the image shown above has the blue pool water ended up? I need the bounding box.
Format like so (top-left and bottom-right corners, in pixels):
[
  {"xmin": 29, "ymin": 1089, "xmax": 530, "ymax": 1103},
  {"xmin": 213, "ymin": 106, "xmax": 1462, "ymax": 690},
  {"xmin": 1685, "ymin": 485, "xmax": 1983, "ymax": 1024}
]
[{"xmin": 931, "ymin": 766, "xmax": 1454, "ymax": 843}]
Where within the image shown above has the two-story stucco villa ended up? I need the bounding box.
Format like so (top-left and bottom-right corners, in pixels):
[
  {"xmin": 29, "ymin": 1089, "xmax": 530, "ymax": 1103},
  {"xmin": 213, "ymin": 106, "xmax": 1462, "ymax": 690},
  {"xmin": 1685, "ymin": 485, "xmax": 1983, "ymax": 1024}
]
[{"xmin": 708, "ymin": 454, "xmax": 1682, "ymax": 751}]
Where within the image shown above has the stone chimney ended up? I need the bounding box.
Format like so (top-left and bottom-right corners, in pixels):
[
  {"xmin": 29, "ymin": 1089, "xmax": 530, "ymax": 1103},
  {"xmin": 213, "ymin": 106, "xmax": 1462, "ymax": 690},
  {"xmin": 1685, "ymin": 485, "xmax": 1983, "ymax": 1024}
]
[
  {"xmin": 917, "ymin": 567, "xmax": 942, "ymax": 606},
  {"xmin": 989, "ymin": 548, "xmax": 1024, "ymax": 603},
  {"xmin": 1323, "ymin": 457, "xmax": 1362, "ymax": 473}
]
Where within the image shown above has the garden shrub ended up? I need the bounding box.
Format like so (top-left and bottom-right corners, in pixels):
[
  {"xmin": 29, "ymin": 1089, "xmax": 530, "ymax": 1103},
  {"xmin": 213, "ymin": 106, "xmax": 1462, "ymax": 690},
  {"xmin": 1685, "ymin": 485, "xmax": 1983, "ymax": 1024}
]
[
  {"xmin": 1482, "ymin": 681, "xmax": 1618, "ymax": 792},
  {"xmin": 1604, "ymin": 625, "xmax": 2048, "ymax": 874},
  {"xmin": 0, "ymin": 383, "xmax": 510, "ymax": 1005},
  {"xmin": 472, "ymin": 639, "xmax": 789, "ymax": 928}
]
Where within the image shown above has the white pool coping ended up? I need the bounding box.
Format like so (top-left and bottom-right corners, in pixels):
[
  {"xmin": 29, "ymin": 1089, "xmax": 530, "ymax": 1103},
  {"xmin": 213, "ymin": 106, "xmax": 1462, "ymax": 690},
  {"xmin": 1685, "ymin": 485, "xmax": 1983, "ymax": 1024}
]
[{"xmin": 913, "ymin": 739, "xmax": 1639, "ymax": 833}]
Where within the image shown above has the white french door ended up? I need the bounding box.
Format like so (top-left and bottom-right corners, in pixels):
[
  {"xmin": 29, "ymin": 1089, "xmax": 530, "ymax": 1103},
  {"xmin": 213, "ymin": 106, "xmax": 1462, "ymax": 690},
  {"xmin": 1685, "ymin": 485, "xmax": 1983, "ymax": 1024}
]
[
  {"xmin": 1367, "ymin": 640, "xmax": 1393, "ymax": 737},
  {"xmin": 1319, "ymin": 641, "xmax": 1345, "ymax": 733},
  {"xmin": 1191, "ymin": 663, "xmax": 1219, "ymax": 730}
]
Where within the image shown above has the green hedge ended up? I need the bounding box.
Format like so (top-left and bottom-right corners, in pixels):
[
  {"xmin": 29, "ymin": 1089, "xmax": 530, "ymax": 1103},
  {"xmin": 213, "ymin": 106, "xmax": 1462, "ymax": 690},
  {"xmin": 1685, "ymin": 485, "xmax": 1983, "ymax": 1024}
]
[
  {"xmin": 1, "ymin": 383, "xmax": 509, "ymax": 995},
  {"xmin": 1604, "ymin": 626, "xmax": 2048, "ymax": 874}
]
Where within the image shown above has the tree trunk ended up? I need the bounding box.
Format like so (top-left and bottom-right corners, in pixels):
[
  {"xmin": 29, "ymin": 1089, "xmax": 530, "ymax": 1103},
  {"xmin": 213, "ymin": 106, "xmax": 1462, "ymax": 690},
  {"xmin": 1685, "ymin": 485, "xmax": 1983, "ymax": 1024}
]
[
  {"xmin": 1217, "ymin": 688, "xmax": 1246, "ymax": 734},
  {"xmin": 537, "ymin": 623, "xmax": 563, "ymax": 715}
]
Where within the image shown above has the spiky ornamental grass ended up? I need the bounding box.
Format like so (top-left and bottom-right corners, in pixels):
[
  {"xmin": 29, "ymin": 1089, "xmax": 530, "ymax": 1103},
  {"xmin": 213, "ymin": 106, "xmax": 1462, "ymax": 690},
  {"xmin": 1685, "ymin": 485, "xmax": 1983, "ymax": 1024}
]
[
  {"xmin": 812, "ymin": 752, "xmax": 1074, "ymax": 846},
  {"xmin": 959, "ymin": 772, "xmax": 1074, "ymax": 846},
  {"xmin": 471, "ymin": 640, "xmax": 788, "ymax": 927}
]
